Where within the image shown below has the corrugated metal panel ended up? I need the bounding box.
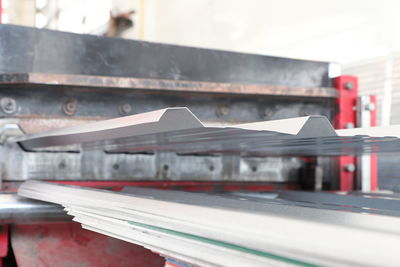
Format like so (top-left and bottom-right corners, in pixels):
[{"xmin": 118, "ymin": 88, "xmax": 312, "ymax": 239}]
[{"xmin": 14, "ymin": 107, "xmax": 400, "ymax": 156}]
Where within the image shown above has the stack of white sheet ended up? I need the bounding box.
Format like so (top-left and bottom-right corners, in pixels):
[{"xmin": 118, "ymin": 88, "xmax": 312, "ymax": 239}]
[{"xmin": 18, "ymin": 180, "xmax": 400, "ymax": 267}]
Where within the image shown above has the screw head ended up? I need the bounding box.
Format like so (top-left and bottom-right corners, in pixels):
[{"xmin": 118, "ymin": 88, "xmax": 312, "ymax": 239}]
[
  {"xmin": 344, "ymin": 163, "xmax": 356, "ymax": 172},
  {"xmin": 344, "ymin": 82, "xmax": 354, "ymax": 90},
  {"xmin": 0, "ymin": 97, "xmax": 17, "ymax": 114},
  {"xmin": 62, "ymin": 99, "xmax": 78, "ymax": 116},
  {"xmin": 216, "ymin": 105, "xmax": 229, "ymax": 117},
  {"xmin": 118, "ymin": 102, "xmax": 132, "ymax": 115}
]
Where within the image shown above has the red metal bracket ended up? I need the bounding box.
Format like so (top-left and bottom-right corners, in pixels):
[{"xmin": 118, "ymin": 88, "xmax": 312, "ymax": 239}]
[
  {"xmin": 370, "ymin": 95, "xmax": 378, "ymax": 191},
  {"xmin": 334, "ymin": 76, "xmax": 358, "ymax": 191},
  {"xmin": 0, "ymin": 225, "xmax": 9, "ymax": 267}
]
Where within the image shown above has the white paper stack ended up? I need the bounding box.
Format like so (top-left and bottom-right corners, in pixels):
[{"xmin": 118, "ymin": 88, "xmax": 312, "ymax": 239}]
[{"xmin": 18, "ymin": 180, "xmax": 400, "ymax": 267}]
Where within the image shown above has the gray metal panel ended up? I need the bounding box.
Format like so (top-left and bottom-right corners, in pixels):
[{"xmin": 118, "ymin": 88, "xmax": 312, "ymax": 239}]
[
  {"xmin": 16, "ymin": 108, "xmax": 340, "ymax": 155},
  {"xmin": 16, "ymin": 107, "xmax": 204, "ymax": 150},
  {"xmin": 0, "ymin": 24, "xmax": 331, "ymax": 87},
  {"xmin": 15, "ymin": 107, "xmax": 400, "ymax": 156}
]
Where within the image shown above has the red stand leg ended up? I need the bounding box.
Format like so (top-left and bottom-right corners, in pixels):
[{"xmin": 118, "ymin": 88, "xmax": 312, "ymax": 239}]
[
  {"xmin": 369, "ymin": 95, "xmax": 378, "ymax": 191},
  {"xmin": 0, "ymin": 225, "xmax": 9, "ymax": 267},
  {"xmin": 334, "ymin": 76, "xmax": 358, "ymax": 191}
]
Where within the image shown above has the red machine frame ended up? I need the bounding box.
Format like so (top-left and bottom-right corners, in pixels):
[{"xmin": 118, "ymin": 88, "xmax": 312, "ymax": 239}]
[
  {"xmin": 0, "ymin": 0, "xmax": 2, "ymax": 24},
  {"xmin": 334, "ymin": 75, "xmax": 378, "ymax": 191}
]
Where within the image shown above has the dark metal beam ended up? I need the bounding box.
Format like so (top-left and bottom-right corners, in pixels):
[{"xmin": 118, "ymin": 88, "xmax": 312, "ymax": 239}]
[
  {"xmin": 0, "ymin": 73, "xmax": 338, "ymax": 98},
  {"xmin": 0, "ymin": 24, "xmax": 331, "ymax": 87}
]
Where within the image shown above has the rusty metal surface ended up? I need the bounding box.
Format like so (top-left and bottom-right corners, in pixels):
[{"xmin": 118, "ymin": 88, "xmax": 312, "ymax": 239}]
[
  {"xmin": 0, "ymin": 24, "xmax": 331, "ymax": 88},
  {"xmin": 11, "ymin": 223, "xmax": 164, "ymax": 267},
  {"xmin": 0, "ymin": 83, "xmax": 334, "ymax": 123},
  {"xmin": 0, "ymin": 73, "xmax": 338, "ymax": 98},
  {"xmin": 18, "ymin": 118, "xmax": 96, "ymax": 134}
]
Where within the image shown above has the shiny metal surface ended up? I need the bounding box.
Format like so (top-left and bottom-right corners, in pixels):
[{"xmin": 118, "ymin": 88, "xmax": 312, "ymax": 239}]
[
  {"xmin": 0, "ymin": 193, "xmax": 68, "ymax": 223},
  {"xmin": 16, "ymin": 107, "xmax": 204, "ymax": 150},
  {"xmin": 16, "ymin": 107, "xmax": 400, "ymax": 156},
  {"xmin": 90, "ymin": 128, "xmax": 400, "ymax": 156}
]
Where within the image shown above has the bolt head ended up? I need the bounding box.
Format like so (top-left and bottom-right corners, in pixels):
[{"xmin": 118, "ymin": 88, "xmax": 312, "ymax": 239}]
[
  {"xmin": 118, "ymin": 102, "xmax": 132, "ymax": 115},
  {"xmin": 344, "ymin": 82, "xmax": 354, "ymax": 90},
  {"xmin": 0, "ymin": 97, "xmax": 17, "ymax": 114},
  {"xmin": 344, "ymin": 164, "xmax": 356, "ymax": 172},
  {"xmin": 62, "ymin": 99, "xmax": 78, "ymax": 116}
]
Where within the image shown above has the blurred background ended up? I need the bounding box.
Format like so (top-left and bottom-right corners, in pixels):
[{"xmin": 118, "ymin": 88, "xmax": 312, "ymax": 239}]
[{"xmin": 1, "ymin": 0, "xmax": 400, "ymax": 126}]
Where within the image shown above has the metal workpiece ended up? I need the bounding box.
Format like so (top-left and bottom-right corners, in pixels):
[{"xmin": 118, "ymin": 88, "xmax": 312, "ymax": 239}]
[
  {"xmin": 16, "ymin": 107, "xmax": 204, "ymax": 150},
  {"xmin": 0, "ymin": 25, "xmax": 330, "ymax": 87},
  {"xmin": 275, "ymin": 190, "xmax": 400, "ymax": 216},
  {"xmin": 14, "ymin": 107, "xmax": 400, "ymax": 157},
  {"xmin": 16, "ymin": 108, "xmax": 343, "ymax": 154},
  {"xmin": 0, "ymin": 193, "xmax": 68, "ymax": 224},
  {"xmin": 14, "ymin": 108, "xmax": 331, "ymax": 150}
]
